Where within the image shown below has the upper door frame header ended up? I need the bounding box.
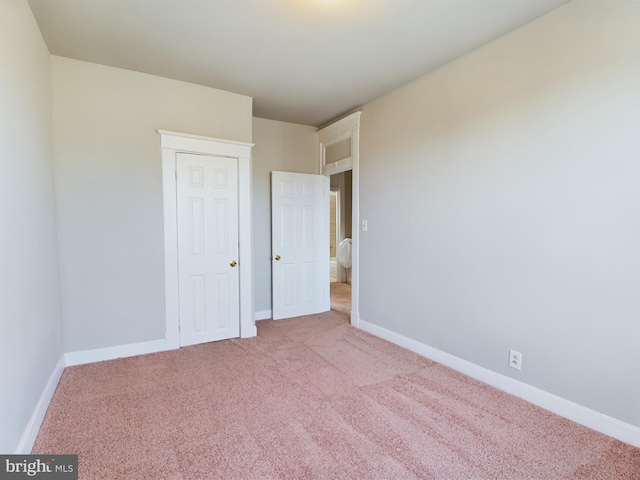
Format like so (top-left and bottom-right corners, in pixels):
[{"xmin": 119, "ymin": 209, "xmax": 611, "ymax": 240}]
[
  {"xmin": 317, "ymin": 111, "xmax": 361, "ymax": 177},
  {"xmin": 158, "ymin": 130, "xmax": 254, "ymax": 158},
  {"xmin": 316, "ymin": 112, "xmax": 361, "ymax": 144}
]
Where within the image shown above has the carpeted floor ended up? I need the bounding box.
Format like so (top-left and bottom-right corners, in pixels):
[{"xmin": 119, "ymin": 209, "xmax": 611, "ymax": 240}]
[{"xmin": 33, "ymin": 313, "xmax": 639, "ymax": 479}]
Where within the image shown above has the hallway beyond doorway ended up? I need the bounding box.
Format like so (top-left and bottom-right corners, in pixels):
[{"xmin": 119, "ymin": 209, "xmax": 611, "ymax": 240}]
[{"xmin": 330, "ymin": 282, "xmax": 351, "ymax": 322}]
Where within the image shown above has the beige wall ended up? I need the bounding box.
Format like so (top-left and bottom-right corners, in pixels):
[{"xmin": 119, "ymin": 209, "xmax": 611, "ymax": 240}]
[
  {"xmin": 0, "ymin": 0, "xmax": 64, "ymax": 453},
  {"xmin": 52, "ymin": 56, "xmax": 252, "ymax": 352},
  {"xmin": 359, "ymin": 0, "xmax": 640, "ymax": 426},
  {"xmin": 251, "ymin": 117, "xmax": 318, "ymax": 315}
]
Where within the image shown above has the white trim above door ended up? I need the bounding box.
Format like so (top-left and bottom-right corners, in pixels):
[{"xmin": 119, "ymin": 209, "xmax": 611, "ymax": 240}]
[{"xmin": 158, "ymin": 130, "xmax": 256, "ymax": 350}]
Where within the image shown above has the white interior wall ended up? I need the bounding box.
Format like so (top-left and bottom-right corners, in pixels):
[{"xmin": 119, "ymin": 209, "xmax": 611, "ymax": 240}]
[
  {"xmin": 52, "ymin": 56, "xmax": 253, "ymax": 353},
  {"xmin": 251, "ymin": 117, "xmax": 318, "ymax": 316},
  {"xmin": 359, "ymin": 0, "xmax": 640, "ymax": 427},
  {"xmin": 0, "ymin": 0, "xmax": 64, "ymax": 453}
]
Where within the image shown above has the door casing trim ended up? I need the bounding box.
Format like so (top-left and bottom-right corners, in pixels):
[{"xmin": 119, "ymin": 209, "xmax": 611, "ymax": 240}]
[
  {"xmin": 317, "ymin": 112, "xmax": 360, "ymax": 328},
  {"xmin": 158, "ymin": 130, "xmax": 256, "ymax": 349}
]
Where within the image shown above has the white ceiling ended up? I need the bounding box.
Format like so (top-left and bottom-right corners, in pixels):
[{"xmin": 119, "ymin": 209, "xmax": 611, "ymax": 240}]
[{"xmin": 28, "ymin": 0, "xmax": 569, "ymax": 127}]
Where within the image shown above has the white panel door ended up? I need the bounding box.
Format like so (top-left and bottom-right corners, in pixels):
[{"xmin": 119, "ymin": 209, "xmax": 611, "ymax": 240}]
[
  {"xmin": 177, "ymin": 152, "xmax": 239, "ymax": 346},
  {"xmin": 272, "ymin": 171, "xmax": 329, "ymax": 320}
]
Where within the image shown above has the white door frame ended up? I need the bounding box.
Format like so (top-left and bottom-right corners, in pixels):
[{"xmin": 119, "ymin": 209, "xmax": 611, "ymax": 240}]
[
  {"xmin": 158, "ymin": 130, "xmax": 256, "ymax": 350},
  {"xmin": 317, "ymin": 112, "xmax": 360, "ymax": 327},
  {"xmin": 329, "ymin": 188, "xmax": 342, "ymax": 283}
]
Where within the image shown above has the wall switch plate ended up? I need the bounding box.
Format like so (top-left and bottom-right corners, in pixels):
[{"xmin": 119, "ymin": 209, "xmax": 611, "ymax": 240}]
[
  {"xmin": 509, "ymin": 349, "xmax": 522, "ymax": 370},
  {"xmin": 361, "ymin": 220, "xmax": 368, "ymax": 232}
]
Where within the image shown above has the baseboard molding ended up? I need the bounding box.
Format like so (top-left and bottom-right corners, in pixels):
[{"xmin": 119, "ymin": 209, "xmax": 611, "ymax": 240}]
[
  {"xmin": 255, "ymin": 310, "xmax": 272, "ymax": 321},
  {"xmin": 64, "ymin": 326, "xmax": 266, "ymax": 365},
  {"xmin": 15, "ymin": 355, "xmax": 65, "ymax": 454},
  {"xmin": 358, "ymin": 318, "xmax": 640, "ymax": 448},
  {"xmin": 64, "ymin": 339, "xmax": 166, "ymax": 367},
  {"xmin": 241, "ymin": 324, "xmax": 258, "ymax": 338},
  {"xmin": 351, "ymin": 310, "xmax": 360, "ymax": 328}
]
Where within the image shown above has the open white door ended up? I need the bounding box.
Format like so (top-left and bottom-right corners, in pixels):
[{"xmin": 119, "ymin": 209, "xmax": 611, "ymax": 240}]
[
  {"xmin": 272, "ymin": 171, "xmax": 329, "ymax": 320},
  {"xmin": 176, "ymin": 152, "xmax": 240, "ymax": 346}
]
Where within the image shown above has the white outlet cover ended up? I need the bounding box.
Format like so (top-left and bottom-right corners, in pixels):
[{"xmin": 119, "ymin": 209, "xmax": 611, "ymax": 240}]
[{"xmin": 509, "ymin": 349, "xmax": 522, "ymax": 371}]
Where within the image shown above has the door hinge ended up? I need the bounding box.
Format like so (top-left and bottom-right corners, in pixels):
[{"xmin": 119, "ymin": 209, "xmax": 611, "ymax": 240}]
[{"xmin": 175, "ymin": 171, "xmax": 177, "ymax": 180}]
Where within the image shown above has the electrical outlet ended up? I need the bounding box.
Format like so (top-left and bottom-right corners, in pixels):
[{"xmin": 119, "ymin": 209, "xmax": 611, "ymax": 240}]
[{"xmin": 509, "ymin": 349, "xmax": 522, "ymax": 371}]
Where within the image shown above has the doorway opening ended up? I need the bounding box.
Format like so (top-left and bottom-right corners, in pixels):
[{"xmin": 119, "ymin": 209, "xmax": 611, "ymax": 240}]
[
  {"xmin": 317, "ymin": 111, "xmax": 360, "ymax": 327},
  {"xmin": 329, "ymin": 170, "xmax": 352, "ymax": 322}
]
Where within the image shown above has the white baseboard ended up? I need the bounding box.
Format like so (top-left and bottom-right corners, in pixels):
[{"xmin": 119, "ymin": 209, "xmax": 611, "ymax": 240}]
[
  {"xmin": 351, "ymin": 310, "xmax": 360, "ymax": 328},
  {"xmin": 64, "ymin": 339, "xmax": 166, "ymax": 367},
  {"xmin": 255, "ymin": 309, "xmax": 272, "ymax": 321},
  {"xmin": 15, "ymin": 355, "xmax": 65, "ymax": 454},
  {"xmin": 241, "ymin": 324, "xmax": 258, "ymax": 338},
  {"xmin": 358, "ymin": 318, "xmax": 640, "ymax": 448}
]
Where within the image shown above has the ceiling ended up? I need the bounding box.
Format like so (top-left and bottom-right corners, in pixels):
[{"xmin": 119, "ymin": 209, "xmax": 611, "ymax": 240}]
[{"xmin": 28, "ymin": 0, "xmax": 570, "ymax": 127}]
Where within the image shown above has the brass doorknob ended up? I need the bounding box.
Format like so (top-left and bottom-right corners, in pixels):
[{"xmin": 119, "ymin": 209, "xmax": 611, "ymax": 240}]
[
  {"xmin": 274, "ymin": 255, "xmax": 281, "ymax": 261},
  {"xmin": 230, "ymin": 260, "xmax": 237, "ymax": 267}
]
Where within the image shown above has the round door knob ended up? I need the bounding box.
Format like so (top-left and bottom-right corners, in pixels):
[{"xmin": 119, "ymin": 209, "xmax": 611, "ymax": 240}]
[
  {"xmin": 230, "ymin": 260, "xmax": 237, "ymax": 267},
  {"xmin": 274, "ymin": 255, "xmax": 281, "ymax": 261}
]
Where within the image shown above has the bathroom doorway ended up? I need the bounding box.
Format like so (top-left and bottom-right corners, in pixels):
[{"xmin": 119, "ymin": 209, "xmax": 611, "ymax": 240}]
[
  {"xmin": 329, "ymin": 170, "xmax": 352, "ymax": 321},
  {"xmin": 317, "ymin": 111, "xmax": 360, "ymax": 327}
]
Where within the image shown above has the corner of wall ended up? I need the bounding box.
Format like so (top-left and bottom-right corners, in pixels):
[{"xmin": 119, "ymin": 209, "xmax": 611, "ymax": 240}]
[{"xmin": 14, "ymin": 357, "xmax": 65, "ymax": 454}]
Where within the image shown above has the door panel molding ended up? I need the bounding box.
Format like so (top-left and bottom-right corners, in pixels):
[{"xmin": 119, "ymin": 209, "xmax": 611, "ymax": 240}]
[{"xmin": 159, "ymin": 130, "xmax": 255, "ymax": 350}]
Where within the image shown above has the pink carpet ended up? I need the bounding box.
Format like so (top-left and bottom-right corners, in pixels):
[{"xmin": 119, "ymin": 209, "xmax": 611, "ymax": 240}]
[{"xmin": 33, "ymin": 313, "xmax": 639, "ymax": 479}]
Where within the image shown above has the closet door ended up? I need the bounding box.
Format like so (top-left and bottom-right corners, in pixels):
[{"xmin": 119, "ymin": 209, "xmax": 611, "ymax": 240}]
[{"xmin": 176, "ymin": 152, "xmax": 240, "ymax": 345}]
